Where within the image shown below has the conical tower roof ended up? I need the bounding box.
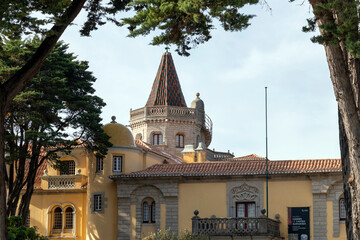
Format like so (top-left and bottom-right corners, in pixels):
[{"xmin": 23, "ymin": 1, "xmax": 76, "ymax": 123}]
[{"xmin": 146, "ymin": 51, "xmax": 187, "ymax": 107}]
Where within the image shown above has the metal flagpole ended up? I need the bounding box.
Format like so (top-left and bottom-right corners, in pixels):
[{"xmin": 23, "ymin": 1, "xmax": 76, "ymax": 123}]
[{"xmin": 265, "ymin": 87, "xmax": 269, "ymax": 217}]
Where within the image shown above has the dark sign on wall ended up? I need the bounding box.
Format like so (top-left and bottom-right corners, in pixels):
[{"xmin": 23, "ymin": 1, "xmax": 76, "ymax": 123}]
[{"xmin": 288, "ymin": 207, "xmax": 310, "ymax": 240}]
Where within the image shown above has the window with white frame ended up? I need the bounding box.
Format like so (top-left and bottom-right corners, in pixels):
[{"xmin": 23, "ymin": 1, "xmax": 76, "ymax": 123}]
[
  {"xmin": 113, "ymin": 156, "xmax": 122, "ymax": 172},
  {"xmin": 340, "ymin": 198, "xmax": 346, "ymax": 220},
  {"xmin": 142, "ymin": 198, "xmax": 155, "ymax": 223},
  {"xmin": 94, "ymin": 194, "xmax": 102, "ymax": 212},
  {"xmin": 153, "ymin": 134, "xmax": 163, "ymax": 145},
  {"xmin": 96, "ymin": 157, "xmax": 103, "ymax": 173},
  {"xmin": 176, "ymin": 134, "xmax": 184, "ymax": 148}
]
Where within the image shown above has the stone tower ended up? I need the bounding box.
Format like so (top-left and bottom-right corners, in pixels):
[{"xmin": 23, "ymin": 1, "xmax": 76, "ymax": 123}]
[{"xmin": 129, "ymin": 51, "xmax": 212, "ymax": 156}]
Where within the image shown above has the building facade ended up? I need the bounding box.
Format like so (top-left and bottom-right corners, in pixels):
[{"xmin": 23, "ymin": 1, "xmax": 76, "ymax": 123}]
[{"xmin": 27, "ymin": 52, "xmax": 347, "ymax": 240}]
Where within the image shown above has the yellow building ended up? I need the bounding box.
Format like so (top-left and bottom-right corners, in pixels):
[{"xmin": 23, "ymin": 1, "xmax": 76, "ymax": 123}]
[{"xmin": 29, "ymin": 51, "xmax": 346, "ymax": 240}]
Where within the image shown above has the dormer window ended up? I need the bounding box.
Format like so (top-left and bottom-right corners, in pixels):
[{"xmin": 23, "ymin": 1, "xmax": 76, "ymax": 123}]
[
  {"xmin": 153, "ymin": 134, "xmax": 163, "ymax": 145},
  {"xmin": 60, "ymin": 160, "xmax": 75, "ymax": 175}
]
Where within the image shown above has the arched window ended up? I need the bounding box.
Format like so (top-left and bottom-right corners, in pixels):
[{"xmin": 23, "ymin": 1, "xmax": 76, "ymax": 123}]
[
  {"xmin": 339, "ymin": 198, "xmax": 346, "ymax": 220},
  {"xmin": 65, "ymin": 207, "xmax": 74, "ymax": 229},
  {"xmin": 176, "ymin": 134, "xmax": 184, "ymax": 148},
  {"xmin": 53, "ymin": 207, "xmax": 62, "ymax": 229},
  {"xmin": 153, "ymin": 133, "xmax": 163, "ymax": 145},
  {"xmin": 142, "ymin": 198, "xmax": 156, "ymax": 223},
  {"xmin": 60, "ymin": 160, "xmax": 75, "ymax": 175}
]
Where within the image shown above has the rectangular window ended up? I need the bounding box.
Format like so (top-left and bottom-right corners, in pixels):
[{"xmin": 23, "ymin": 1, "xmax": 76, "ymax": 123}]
[
  {"xmin": 176, "ymin": 134, "xmax": 184, "ymax": 148},
  {"xmin": 236, "ymin": 202, "xmax": 256, "ymax": 217},
  {"xmin": 94, "ymin": 194, "xmax": 102, "ymax": 212},
  {"xmin": 60, "ymin": 161, "xmax": 75, "ymax": 175},
  {"xmin": 340, "ymin": 198, "xmax": 346, "ymax": 220},
  {"xmin": 153, "ymin": 134, "xmax": 163, "ymax": 145},
  {"xmin": 96, "ymin": 157, "xmax": 103, "ymax": 173},
  {"xmin": 113, "ymin": 156, "xmax": 122, "ymax": 172}
]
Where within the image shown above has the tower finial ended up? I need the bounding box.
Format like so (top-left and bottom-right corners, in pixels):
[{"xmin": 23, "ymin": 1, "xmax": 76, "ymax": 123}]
[
  {"xmin": 111, "ymin": 116, "xmax": 117, "ymax": 123},
  {"xmin": 165, "ymin": 46, "xmax": 170, "ymax": 52}
]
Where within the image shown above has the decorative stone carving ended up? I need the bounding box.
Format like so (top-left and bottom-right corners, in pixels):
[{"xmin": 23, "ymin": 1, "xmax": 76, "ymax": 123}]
[{"xmin": 231, "ymin": 183, "xmax": 259, "ymax": 201}]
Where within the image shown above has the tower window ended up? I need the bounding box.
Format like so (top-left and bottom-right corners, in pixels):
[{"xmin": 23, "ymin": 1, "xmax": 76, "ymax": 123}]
[
  {"xmin": 176, "ymin": 134, "xmax": 184, "ymax": 148},
  {"xmin": 113, "ymin": 156, "xmax": 122, "ymax": 172},
  {"xmin": 153, "ymin": 134, "xmax": 163, "ymax": 145}
]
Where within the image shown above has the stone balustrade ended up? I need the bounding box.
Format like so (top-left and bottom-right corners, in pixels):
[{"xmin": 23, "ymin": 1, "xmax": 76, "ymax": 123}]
[
  {"xmin": 130, "ymin": 106, "xmax": 213, "ymax": 142},
  {"xmin": 192, "ymin": 211, "xmax": 280, "ymax": 238},
  {"xmin": 41, "ymin": 174, "xmax": 87, "ymax": 190}
]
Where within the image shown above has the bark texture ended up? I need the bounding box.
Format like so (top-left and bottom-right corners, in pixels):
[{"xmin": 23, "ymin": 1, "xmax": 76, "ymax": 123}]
[
  {"xmin": 339, "ymin": 109, "xmax": 354, "ymax": 239},
  {"xmin": 308, "ymin": 0, "xmax": 360, "ymax": 238}
]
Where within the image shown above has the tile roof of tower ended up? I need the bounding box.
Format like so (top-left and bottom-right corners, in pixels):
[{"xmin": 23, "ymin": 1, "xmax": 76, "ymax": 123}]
[
  {"xmin": 112, "ymin": 158, "xmax": 341, "ymax": 178},
  {"xmin": 146, "ymin": 52, "xmax": 187, "ymax": 107}
]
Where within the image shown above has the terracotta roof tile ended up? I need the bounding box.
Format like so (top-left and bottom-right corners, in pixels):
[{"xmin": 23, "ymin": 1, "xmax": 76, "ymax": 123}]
[{"xmin": 113, "ymin": 158, "xmax": 341, "ymax": 178}]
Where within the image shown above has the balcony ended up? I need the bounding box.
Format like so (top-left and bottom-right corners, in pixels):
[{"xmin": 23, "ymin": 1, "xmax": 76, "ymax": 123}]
[
  {"xmin": 41, "ymin": 174, "xmax": 87, "ymax": 190},
  {"xmin": 192, "ymin": 210, "xmax": 282, "ymax": 239}
]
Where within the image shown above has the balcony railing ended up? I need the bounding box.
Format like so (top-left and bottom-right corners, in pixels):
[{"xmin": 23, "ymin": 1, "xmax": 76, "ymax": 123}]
[
  {"xmin": 192, "ymin": 210, "xmax": 280, "ymax": 237},
  {"xmin": 48, "ymin": 176, "xmax": 75, "ymax": 189},
  {"xmin": 130, "ymin": 106, "xmax": 213, "ymax": 144},
  {"xmin": 41, "ymin": 174, "xmax": 87, "ymax": 190}
]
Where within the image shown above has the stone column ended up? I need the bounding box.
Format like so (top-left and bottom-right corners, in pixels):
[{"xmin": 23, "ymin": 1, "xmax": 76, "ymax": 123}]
[
  {"xmin": 118, "ymin": 197, "xmax": 131, "ymax": 240},
  {"xmin": 312, "ymin": 193, "xmax": 327, "ymax": 240},
  {"xmin": 165, "ymin": 197, "xmax": 179, "ymax": 235}
]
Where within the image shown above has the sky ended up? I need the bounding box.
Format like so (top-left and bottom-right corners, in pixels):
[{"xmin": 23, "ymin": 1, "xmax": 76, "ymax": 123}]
[{"xmin": 60, "ymin": 1, "xmax": 339, "ymax": 160}]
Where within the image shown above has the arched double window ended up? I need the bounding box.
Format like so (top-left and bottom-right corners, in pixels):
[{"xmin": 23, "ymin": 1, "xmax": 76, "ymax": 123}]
[
  {"xmin": 50, "ymin": 205, "xmax": 75, "ymax": 233},
  {"xmin": 142, "ymin": 198, "xmax": 156, "ymax": 223}
]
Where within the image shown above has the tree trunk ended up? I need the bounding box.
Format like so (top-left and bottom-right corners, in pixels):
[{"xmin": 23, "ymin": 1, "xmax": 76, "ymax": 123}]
[
  {"xmin": 339, "ymin": 109, "xmax": 354, "ymax": 239},
  {"xmin": 0, "ymin": 88, "xmax": 8, "ymax": 240},
  {"xmin": 0, "ymin": 0, "xmax": 87, "ymax": 237}
]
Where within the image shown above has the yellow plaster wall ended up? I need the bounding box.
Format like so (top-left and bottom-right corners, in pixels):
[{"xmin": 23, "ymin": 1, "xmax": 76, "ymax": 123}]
[
  {"xmin": 326, "ymin": 201, "xmax": 347, "ymax": 240},
  {"xmin": 160, "ymin": 204, "xmax": 166, "ymax": 231},
  {"xmin": 86, "ymin": 152, "xmax": 118, "ymax": 240},
  {"xmin": 266, "ymin": 180, "xmax": 313, "ymax": 240},
  {"xmin": 29, "ymin": 192, "xmax": 86, "ymax": 239},
  {"xmin": 178, "ymin": 182, "xmax": 227, "ymax": 233},
  {"xmin": 145, "ymin": 155, "xmax": 164, "ymax": 168}
]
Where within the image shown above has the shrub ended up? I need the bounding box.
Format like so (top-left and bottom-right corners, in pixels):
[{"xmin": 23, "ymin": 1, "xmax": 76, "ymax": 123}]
[{"xmin": 7, "ymin": 216, "xmax": 47, "ymax": 240}]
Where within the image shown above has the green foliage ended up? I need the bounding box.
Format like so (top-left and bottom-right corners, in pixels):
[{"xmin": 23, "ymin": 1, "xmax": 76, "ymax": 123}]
[
  {"xmin": 7, "ymin": 216, "xmax": 47, "ymax": 240},
  {"xmin": 0, "ymin": 0, "xmax": 259, "ymax": 56},
  {"xmin": 142, "ymin": 230, "xmax": 208, "ymax": 240},
  {"xmin": 119, "ymin": 0, "xmax": 258, "ymax": 56},
  {"xmin": 2, "ymin": 37, "xmax": 111, "ymax": 160},
  {"xmin": 302, "ymin": 0, "xmax": 360, "ymax": 57}
]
